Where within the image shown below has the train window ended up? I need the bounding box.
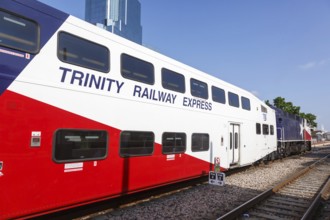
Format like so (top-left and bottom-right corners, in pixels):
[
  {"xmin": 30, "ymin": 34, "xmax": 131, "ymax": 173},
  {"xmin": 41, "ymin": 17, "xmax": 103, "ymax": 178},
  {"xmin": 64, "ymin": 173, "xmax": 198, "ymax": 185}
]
[
  {"xmin": 161, "ymin": 68, "xmax": 185, "ymax": 93},
  {"xmin": 256, "ymin": 123, "xmax": 261, "ymax": 135},
  {"xmin": 120, "ymin": 131, "xmax": 154, "ymax": 157},
  {"xmin": 241, "ymin": 96, "xmax": 251, "ymax": 110},
  {"xmin": 261, "ymin": 105, "xmax": 268, "ymax": 113},
  {"xmin": 212, "ymin": 86, "xmax": 226, "ymax": 104},
  {"xmin": 190, "ymin": 78, "xmax": 208, "ymax": 99},
  {"xmin": 234, "ymin": 133, "xmax": 239, "ymax": 149},
  {"xmin": 121, "ymin": 53, "xmax": 154, "ymax": 85},
  {"xmin": 191, "ymin": 133, "xmax": 209, "ymax": 152},
  {"xmin": 53, "ymin": 129, "xmax": 107, "ymax": 162},
  {"xmin": 58, "ymin": 32, "xmax": 109, "ymax": 72},
  {"xmin": 270, "ymin": 125, "xmax": 274, "ymax": 135},
  {"xmin": 262, "ymin": 124, "xmax": 269, "ymax": 135},
  {"xmin": 162, "ymin": 132, "xmax": 186, "ymax": 154},
  {"xmin": 0, "ymin": 10, "xmax": 39, "ymax": 54},
  {"xmin": 228, "ymin": 92, "xmax": 239, "ymax": 108}
]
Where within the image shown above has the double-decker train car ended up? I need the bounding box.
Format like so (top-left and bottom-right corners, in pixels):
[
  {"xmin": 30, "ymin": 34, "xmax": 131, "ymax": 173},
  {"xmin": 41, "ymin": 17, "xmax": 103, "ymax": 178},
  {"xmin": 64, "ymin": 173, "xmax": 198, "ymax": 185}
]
[
  {"xmin": 0, "ymin": 0, "xmax": 278, "ymax": 218},
  {"xmin": 271, "ymin": 106, "xmax": 312, "ymax": 157}
]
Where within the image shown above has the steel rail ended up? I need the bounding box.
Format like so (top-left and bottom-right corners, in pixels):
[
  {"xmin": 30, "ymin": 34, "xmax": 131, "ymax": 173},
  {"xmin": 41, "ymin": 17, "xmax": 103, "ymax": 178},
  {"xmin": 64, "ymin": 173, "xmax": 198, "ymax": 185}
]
[
  {"xmin": 217, "ymin": 154, "xmax": 330, "ymax": 220},
  {"xmin": 301, "ymin": 176, "xmax": 330, "ymax": 220}
]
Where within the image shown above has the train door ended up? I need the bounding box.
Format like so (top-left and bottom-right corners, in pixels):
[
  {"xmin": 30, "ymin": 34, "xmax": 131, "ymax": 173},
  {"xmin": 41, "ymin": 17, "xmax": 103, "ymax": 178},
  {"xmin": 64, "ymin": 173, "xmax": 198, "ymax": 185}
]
[{"xmin": 229, "ymin": 124, "xmax": 240, "ymax": 165}]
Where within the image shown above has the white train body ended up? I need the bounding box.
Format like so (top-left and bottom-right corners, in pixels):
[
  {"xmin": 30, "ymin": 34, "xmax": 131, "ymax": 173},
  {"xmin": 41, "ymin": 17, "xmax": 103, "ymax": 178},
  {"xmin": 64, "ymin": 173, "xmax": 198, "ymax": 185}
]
[{"xmin": 0, "ymin": 1, "xmax": 277, "ymax": 218}]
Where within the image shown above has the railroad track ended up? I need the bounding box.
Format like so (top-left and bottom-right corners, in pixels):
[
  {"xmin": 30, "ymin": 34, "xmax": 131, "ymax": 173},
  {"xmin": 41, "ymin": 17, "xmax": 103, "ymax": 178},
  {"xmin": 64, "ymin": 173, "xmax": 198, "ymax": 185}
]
[
  {"xmin": 218, "ymin": 154, "xmax": 330, "ymax": 220},
  {"xmin": 315, "ymin": 177, "xmax": 330, "ymax": 220}
]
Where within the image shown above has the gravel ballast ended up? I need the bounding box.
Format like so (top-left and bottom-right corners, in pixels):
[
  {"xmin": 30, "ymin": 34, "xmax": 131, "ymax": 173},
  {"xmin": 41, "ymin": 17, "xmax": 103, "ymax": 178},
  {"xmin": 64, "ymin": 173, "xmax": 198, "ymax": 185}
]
[{"xmin": 88, "ymin": 150, "xmax": 326, "ymax": 220}]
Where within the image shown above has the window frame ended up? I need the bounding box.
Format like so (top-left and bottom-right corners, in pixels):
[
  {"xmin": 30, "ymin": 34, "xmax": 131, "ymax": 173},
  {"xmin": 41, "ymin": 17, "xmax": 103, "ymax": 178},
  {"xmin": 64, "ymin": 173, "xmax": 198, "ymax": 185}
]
[
  {"xmin": 161, "ymin": 68, "xmax": 185, "ymax": 93},
  {"xmin": 270, "ymin": 125, "xmax": 274, "ymax": 135},
  {"xmin": 191, "ymin": 133, "xmax": 210, "ymax": 152},
  {"xmin": 256, "ymin": 123, "xmax": 261, "ymax": 135},
  {"xmin": 121, "ymin": 53, "xmax": 154, "ymax": 85},
  {"xmin": 0, "ymin": 9, "xmax": 40, "ymax": 54},
  {"xmin": 241, "ymin": 96, "xmax": 251, "ymax": 111},
  {"xmin": 162, "ymin": 132, "xmax": 186, "ymax": 154},
  {"xmin": 262, "ymin": 124, "xmax": 269, "ymax": 135},
  {"xmin": 211, "ymin": 86, "xmax": 226, "ymax": 104},
  {"xmin": 120, "ymin": 131, "xmax": 154, "ymax": 157},
  {"xmin": 57, "ymin": 31, "xmax": 110, "ymax": 73},
  {"xmin": 53, "ymin": 129, "xmax": 108, "ymax": 163},
  {"xmin": 261, "ymin": 105, "xmax": 268, "ymax": 113},
  {"xmin": 190, "ymin": 78, "xmax": 208, "ymax": 99},
  {"xmin": 228, "ymin": 92, "xmax": 240, "ymax": 108}
]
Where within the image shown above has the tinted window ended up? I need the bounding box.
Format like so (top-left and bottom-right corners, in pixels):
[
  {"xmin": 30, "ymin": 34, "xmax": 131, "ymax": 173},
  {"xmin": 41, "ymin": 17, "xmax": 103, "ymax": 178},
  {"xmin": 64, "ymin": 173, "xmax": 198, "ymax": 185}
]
[
  {"xmin": 234, "ymin": 133, "xmax": 238, "ymax": 149},
  {"xmin": 161, "ymin": 68, "xmax": 185, "ymax": 93},
  {"xmin": 241, "ymin": 96, "xmax": 251, "ymax": 110},
  {"xmin": 228, "ymin": 92, "xmax": 239, "ymax": 108},
  {"xmin": 261, "ymin": 105, "xmax": 268, "ymax": 113},
  {"xmin": 270, "ymin": 125, "xmax": 274, "ymax": 135},
  {"xmin": 121, "ymin": 53, "xmax": 154, "ymax": 84},
  {"xmin": 190, "ymin": 78, "xmax": 208, "ymax": 99},
  {"xmin": 162, "ymin": 132, "xmax": 186, "ymax": 154},
  {"xmin": 54, "ymin": 129, "xmax": 107, "ymax": 162},
  {"xmin": 256, "ymin": 123, "xmax": 261, "ymax": 135},
  {"xmin": 192, "ymin": 133, "xmax": 209, "ymax": 152},
  {"xmin": 0, "ymin": 10, "xmax": 39, "ymax": 53},
  {"xmin": 212, "ymin": 86, "xmax": 226, "ymax": 104},
  {"xmin": 263, "ymin": 124, "xmax": 269, "ymax": 135},
  {"xmin": 120, "ymin": 131, "xmax": 154, "ymax": 157},
  {"xmin": 58, "ymin": 32, "xmax": 109, "ymax": 72}
]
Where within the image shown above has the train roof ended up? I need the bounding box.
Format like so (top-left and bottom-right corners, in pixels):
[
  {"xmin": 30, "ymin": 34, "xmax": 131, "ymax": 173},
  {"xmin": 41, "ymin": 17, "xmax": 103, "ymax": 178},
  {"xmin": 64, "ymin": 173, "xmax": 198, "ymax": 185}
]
[{"xmin": 18, "ymin": 0, "xmax": 265, "ymax": 106}]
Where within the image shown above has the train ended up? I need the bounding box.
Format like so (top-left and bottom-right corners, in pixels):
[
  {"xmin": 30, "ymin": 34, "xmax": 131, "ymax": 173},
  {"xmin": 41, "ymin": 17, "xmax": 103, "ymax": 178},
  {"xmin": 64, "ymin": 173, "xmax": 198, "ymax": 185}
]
[
  {"xmin": 271, "ymin": 105, "xmax": 312, "ymax": 157},
  {"xmin": 0, "ymin": 0, "xmax": 311, "ymax": 219}
]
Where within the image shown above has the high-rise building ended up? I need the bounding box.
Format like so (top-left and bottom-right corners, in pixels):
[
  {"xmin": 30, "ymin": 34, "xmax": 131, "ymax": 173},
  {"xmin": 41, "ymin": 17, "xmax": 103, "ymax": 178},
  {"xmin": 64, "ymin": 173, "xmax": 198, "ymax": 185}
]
[{"xmin": 85, "ymin": 0, "xmax": 142, "ymax": 44}]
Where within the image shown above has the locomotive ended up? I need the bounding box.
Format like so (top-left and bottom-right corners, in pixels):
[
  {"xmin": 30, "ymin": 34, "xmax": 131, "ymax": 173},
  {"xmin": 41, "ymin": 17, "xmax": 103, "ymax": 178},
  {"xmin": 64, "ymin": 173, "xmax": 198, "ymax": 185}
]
[{"xmin": 271, "ymin": 105, "xmax": 312, "ymax": 157}]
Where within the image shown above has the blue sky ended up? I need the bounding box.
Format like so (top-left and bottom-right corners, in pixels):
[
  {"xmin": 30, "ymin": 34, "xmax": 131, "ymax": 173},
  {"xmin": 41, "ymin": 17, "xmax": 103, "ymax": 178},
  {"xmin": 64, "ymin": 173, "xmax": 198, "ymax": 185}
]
[{"xmin": 38, "ymin": 0, "xmax": 330, "ymax": 131}]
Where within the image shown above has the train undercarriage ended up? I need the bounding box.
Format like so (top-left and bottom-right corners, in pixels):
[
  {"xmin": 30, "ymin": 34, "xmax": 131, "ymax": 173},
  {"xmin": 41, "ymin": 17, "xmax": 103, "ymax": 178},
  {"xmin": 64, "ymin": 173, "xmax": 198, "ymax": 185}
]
[{"xmin": 261, "ymin": 141, "xmax": 312, "ymax": 163}]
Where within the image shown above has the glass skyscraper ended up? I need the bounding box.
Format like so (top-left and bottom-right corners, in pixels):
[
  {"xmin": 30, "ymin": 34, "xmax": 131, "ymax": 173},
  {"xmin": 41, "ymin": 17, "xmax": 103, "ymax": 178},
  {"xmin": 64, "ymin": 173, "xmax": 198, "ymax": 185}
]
[{"xmin": 85, "ymin": 0, "xmax": 142, "ymax": 44}]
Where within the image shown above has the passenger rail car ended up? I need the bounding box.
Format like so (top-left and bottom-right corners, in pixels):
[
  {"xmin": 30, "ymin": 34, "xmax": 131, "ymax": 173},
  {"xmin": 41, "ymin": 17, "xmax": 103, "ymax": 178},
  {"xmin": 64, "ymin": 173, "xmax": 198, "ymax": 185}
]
[{"xmin": 0, "ymin": 0, "xmax": 277, "ymax": 218}]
